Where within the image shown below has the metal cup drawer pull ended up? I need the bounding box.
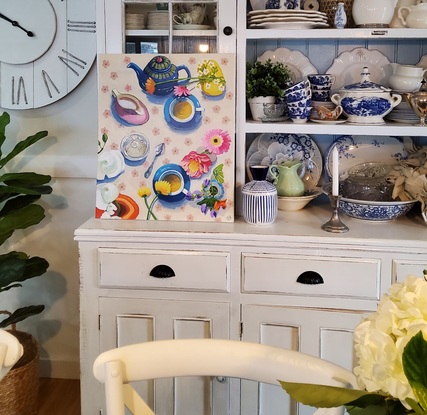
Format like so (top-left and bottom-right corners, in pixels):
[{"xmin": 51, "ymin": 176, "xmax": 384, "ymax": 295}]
[
  {"xmin": 296, "ymin": 271, "xmax": 324, "ymax": 285},
  {"xmin": 149, "ymin": 264, "xmax": 176, "ymax": 279}
]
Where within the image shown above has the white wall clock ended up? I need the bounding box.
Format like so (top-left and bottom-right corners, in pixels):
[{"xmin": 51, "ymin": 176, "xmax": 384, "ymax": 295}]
[{"xmin": 0, "ymin": 0, "xmax": 97, "ymax": 109}]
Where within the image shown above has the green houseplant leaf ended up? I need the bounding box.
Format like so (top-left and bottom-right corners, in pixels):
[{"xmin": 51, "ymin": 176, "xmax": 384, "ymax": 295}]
[{"xmin": 0, "ymin": 111, "xmax": 52, "ymax": 328}]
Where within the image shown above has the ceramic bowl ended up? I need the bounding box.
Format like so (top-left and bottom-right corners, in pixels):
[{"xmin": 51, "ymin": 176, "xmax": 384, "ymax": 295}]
[
  {"xmin": 263, "ymin": 103, "xmax": 286, "ymax": 118},
  {"xmin": 278, "ymin": 188, "xmax": 322, "ymax": 211}
]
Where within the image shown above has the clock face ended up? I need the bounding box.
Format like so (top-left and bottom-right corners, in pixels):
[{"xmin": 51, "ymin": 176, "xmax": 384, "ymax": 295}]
[{"xmin": 0, "ymin": 0, "xmax": 97, "ymax": 109}]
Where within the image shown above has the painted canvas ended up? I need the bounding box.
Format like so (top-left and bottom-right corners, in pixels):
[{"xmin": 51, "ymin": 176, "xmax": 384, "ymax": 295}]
[{"xmin": 96, "ymin": 53, "xmax": 236, "ymax": 222}]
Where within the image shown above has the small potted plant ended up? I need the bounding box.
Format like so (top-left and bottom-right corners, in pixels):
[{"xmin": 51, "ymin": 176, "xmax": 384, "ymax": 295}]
[
  {"xmin": 246, "ymin": 59, "xmax": 292, "ymax": 120},
  {"xmin": 0, "ymin": 111, "xmax": 52, "ymax": 414}
]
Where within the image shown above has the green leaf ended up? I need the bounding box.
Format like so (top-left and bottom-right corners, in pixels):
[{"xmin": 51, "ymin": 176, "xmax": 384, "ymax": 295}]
[
  {"xmin": 212, "ymin": 164, "xmax": 224, "ymax": 184},
  {"xmin": 403, "ymin": 331, "xmax": 427, "ymax": 390},
  {"xmin": 0, "ymin": 204, "xmax": 46, "ymax": 244},
  {"xmin": 0, "ymin": 130, "xmax": 48, "ymax": 169},
  {"xmin": 279, "ymin": 381, "xmax": 388, "ymax": 408},
  {"xmin": 406, "ymin": 397, "xmax": 427, "ymax": 415},
  {"xmin": 0, "ymin": 305, "xmax": 45, "ymax": 328},
  {"xmin": 410, "ymin": 383, "xmax": 427, "ymax": 413}
]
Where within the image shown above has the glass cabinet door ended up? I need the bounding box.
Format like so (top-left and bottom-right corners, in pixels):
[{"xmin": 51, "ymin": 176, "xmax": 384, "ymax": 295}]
[{"xmin": 101, "ymin": 0, "xmax": 236, "ymax": 54}]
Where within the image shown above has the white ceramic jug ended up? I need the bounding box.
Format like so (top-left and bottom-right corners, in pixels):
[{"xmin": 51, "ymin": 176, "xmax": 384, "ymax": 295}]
[
  {"xmin": 390, "ymin": 0, "xmax": 418, "ymax": 27},
  {"xmin": 389, "ymin": 63, "xmax": 427, "ymax": 92},
  {"xmin": 398, "ymin": 2, "xmax": 427, "ymax": 26},
  {"xmin": 352, "ymin": 0, "xmax": 397, "ymax": 27}
]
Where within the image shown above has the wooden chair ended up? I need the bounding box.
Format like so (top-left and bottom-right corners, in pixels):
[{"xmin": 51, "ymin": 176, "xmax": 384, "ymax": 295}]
[
  {"xmin": 93, "ymin": 338, "xmax": 357, "ymax": 415},
  {"xmin": 0, "ymin": 329, "xmax": 23, "ymax": 380}
]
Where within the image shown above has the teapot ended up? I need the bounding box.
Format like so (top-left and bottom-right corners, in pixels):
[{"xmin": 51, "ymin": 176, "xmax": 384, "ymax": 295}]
[
  {"xmin": 268, "ymin": 161, "xmax": 305, "ymax": 197},
  {"xmin": 127, "ymin": 56, "xmax": 191, "ymax": 96},
  {"xmin": 398, "ymin": 2, "xmax": 427, "ymax": 27},
  {"xmin": 406, "ymin": 80, "xmax": 427, "ymax": 126},
  {"xmin": 389, "ymin": 63, "xmax": 427, "ymax": 92}
]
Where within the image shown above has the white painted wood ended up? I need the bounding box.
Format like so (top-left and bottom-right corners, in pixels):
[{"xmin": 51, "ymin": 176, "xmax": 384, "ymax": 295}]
[{"xmin": 98, "ymin": 248, "xmax": 230, "ymax": 291}]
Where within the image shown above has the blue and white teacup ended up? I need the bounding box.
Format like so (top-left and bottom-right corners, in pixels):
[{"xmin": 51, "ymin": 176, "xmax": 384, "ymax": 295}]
[
  {"xmin": 308, "ymin": 74, "xmax": 336, "ymax": 87},
  {"xmin": 288, "ymin": 107, "xmax": 312, "ymax": 123},
  {"xmin": 287, "ymin": 98, "xmax": 312, "ymax": 109},
  {"xmin": 285, "ymin": 80, "xmax": 310, "ymax": 94},
  {"xmin": 285, "ymin": 88, "xmax": 312, "ymax": 103},
  {"xmin": 288, "ymin": 105, "xmax": 312, "ymax": 117}
]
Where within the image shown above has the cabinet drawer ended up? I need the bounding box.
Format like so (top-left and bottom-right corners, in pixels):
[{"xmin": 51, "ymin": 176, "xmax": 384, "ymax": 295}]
[
  {"xmin": 242, "ymin": 254, "xmax": 380, "ymax": 300},
  {"xmin": 392, "ymin": 260, "xmax": 427, "ymax": 283},
  {"xmin": 99, "ymin": 248, "xmax": 230, "ymax": 292}
]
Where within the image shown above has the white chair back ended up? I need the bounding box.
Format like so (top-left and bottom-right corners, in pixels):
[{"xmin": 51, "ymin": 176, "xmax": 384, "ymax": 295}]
[
  {"xmin": 0, "ymin": 329, "xmax": 23, "ymax": 380},
  {"xmin": 93, "ymin": 338, "xmax": 357, "ymax": 415}
]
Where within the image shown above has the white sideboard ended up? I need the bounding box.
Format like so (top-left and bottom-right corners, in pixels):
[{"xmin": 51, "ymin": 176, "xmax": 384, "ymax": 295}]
[{"xmin": 75, "ymin": 200, "xmax": 427, "ymax": 415}]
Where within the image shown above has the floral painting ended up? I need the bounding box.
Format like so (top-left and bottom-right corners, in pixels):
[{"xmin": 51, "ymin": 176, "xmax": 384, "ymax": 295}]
[{"xmin": 96, "ymin": 53, "xmax": 235, "ymax": 222}]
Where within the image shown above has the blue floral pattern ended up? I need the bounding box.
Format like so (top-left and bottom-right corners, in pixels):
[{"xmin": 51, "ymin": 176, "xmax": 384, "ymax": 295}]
[{"xmin": 341, "ymin": 97, "xmax": 391, "ymax": 117}]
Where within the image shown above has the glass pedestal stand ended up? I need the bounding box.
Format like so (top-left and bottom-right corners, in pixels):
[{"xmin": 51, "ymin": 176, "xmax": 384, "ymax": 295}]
[{"xmin": 321, "ymin": 194, "xmax": 349, "ymax": 233}]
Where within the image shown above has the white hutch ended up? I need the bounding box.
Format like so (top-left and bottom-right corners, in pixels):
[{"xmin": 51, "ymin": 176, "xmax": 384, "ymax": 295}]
[{"xmin": 76, "ymin": 1, "xmax": 427, "ymax": 413}]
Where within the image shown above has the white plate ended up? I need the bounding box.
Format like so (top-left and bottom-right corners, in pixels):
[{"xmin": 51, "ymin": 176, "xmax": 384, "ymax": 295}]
[
  {"xmin": 248, "ymin": 16, "xmax": 328, "ymax": 23},
  {"xmin": 257, "ymin": 47, "xmax": 318, "ymax": 83},
  {"xmin": 246, "ymin": 133, "xmax": 323, "ymax": 190},
  {"xmin": 326, "ymin": 48, "xmax": 392, "ymax": 93},
  {"xmin": 248, "ymin": 9, "xmax": 327, "ymax": 18},
  {"xmin": 250, "ymin": 21, "xmax": 329, "ymax": 29},
  {"xmin": 325, "ymin": 135, "xmax": 410, "ymax": 180},
  {"xmin": 310, "ymin": 118, "xmax": 347, "ymax": 124},
  {"xmin": 173, "ymin": 24, "xmax": 212, "ymax": 30}
]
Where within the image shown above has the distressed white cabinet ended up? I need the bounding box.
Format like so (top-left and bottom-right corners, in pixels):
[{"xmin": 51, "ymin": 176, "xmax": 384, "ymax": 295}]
[{"xmin": 75, "ymin": 209, "xmax": 427, "ymax": 414}]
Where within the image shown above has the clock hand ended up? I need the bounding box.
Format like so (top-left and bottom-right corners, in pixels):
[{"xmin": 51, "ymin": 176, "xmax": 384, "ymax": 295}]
[{"xmin": 0, "ymin": 12, "xmax": 33, "ymax": 37}]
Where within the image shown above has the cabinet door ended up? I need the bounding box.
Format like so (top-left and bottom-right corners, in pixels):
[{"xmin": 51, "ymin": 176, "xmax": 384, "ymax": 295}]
[
  {"xmin": 99, "ymin": 297, "xmax": 230, "ymax": 415},
  {"xmin": 240, "ymin": 304, "xmax": 367, "ymax": 415},
  {"xmin": 101, "ymin": 0, "xmax": 236, "ymax": 54}
]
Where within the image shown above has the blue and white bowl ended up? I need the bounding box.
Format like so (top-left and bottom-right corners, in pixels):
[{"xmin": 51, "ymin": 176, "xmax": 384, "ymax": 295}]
[
  {"xmin": 285, "ymin": 88, "xmax": 312, "ymax": 103},
  {"xmin": 286, "ymin": 80, "xmax": 311, "ymax": 93},
  {"xmin": 330, "ymin": 67, "xmax": 402, "ymax": 124}
]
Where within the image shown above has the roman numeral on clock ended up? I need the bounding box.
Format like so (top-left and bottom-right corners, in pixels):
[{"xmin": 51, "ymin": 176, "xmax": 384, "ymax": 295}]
[
  {"xmin": 58, "ymin": 49, "xmax": 87, "ymax": 76},
  {"xmin": 11, "ymin": 76, "xmax": 28, "ymax": 105},
  {"xmin": 67, "ymin": 20, "xmax": 96, "ymax": 33},
  {"xmin": 42, "ymin": 70, "xmax": 60, "ymax": 98}
]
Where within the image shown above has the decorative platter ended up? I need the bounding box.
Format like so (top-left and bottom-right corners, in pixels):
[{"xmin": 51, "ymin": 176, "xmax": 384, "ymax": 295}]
[
  {"xmin": 248, "ymin": 16, "xmax": 328, "ymax": 24},
  {"xmin": 248, "ymin": 9, "xmax": 327, "ymax": 18},
  {"xmin": 246, "ymin": 133, "xmax": 323, "ymax": 190},
  {"xmin": 326, "ymin": 48, "xmax": 392, "ymax": 92},
  {"xmin": 250, "ymin": 21, "xmax": 329, "ymax": 29},
  {"xmin": 310, "ymin": 118, "xmax": 347, "ymax": 124},
  {"xmin": 257, "ymin": 47, "xmax": 317, "ymax": 83},
  {"xmin": 325, "ymin": 135, "xmax": 409, "ymax": 180},
  {"xmin": 173, "ymin": 24, "xmax": 212, "ymax": 30}
]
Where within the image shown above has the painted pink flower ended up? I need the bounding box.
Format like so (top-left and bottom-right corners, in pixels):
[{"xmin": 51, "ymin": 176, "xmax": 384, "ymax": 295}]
[
  {"xmin": 187, "ymin": 214, "xmax": 194, "ymax": 221},
  {"xmin": 184, "ymin": 137, "xmax": 193, "ymax": 146},
  {"xmin": 174, "ymin": 85, "xmax": 191, "ymax": 97},
  {"xmin": 172, "ymin": 147, "xmax": 179, "ymax": 155},
  {"xmin": 101, "ymin": 127, "xmax": 108, "ymax": 135},
  {"xmin": 203, "ymin": 116, "xmax": 211, "ymax": 124},
  {"xmin": 124, "ymin": 84, "xmax": 132, "ymax": 92},
  {"xmin": 226, "ymin": 92, "xmax": 234, "ymax": 100},
  {"xmin": 181, "ymin": 151, "xmax": 213, "ymax": 178},
  {"xmin": 224, "ymin": 158, "xmax": 233, "ymax": 167},
  {"xmin": 118, "ymin": 182, "xmax": 126, "ymax": 191},
  {"xmin": 202, "ymin": 129, "xmax": 231, "ymax": 155},
  {"xmin": 110, "ymin": 72, "xmax": 118, "ymax": 80},
  {"xmin": 189, "ymin": 57, "xmax": 196, "ymax": 65},
  {"xmin": 131, "ymin": 169, "xmax": 139, "ymax": 177},
  {"xmin": 152, "ymin": 106, "xmax": 159, "ymax": 115},
  {"xmin": 102, "ymin": 60, "xmax": 110, "ymax": 68},
  {"xmin": 212, "ymin": 105, "xmax": 221, "ymax": 114},
  {"xmin": 164, "ymin": 137, "xmax": 171, "ymax": 145},
  {"xmin": 123, "ymin": 56, "xmax": 131, "ymax": 64},
  {"xmin": 103, "ymin": 109, "xmax": 111, "ymax": 118},
  {"xmin": 222, "ymin": 116, "xmax": 231, "ymax": 124},
  {"xmin": 221, "ymin": 58, "xmax": 229, "ymax": 65},
  {"xmin": 152, "ymin": 128, "xmax": 160, "ymax": 136},
  {"xmin": 101, "ymin": 85, "xmax": 109, "ymax": 93},
  {"xmin": 110, "ymin": 143, "xmax": 119, "ymax": 150}
]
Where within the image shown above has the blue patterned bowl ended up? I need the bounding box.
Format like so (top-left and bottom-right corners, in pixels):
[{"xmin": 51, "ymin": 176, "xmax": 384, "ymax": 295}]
[{"xmin": 323, "ymin": 184, "xmax": 416, "ymax": 221}]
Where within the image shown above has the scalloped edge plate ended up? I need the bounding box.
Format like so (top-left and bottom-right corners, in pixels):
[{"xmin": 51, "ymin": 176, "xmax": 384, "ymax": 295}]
[{"xmin": 257, "ymin": 47, "xmax": 318, "ymax": 83}]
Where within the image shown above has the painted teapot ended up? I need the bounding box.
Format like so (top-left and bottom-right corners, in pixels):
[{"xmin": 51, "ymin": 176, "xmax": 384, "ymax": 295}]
[
  {"xmin": 398, "ymin": 2, "xmax": 427, "ymax": 27},
  {"xmin": 127, "ymin": 55, "xmax": 191, "ymax": 96},
  {"xmin": 389, "ymin": 63, "xmax": 427, "ymax": 92}
]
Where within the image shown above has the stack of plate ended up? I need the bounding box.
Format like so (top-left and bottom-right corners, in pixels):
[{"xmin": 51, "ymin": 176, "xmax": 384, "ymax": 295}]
[
  {"xmin": 247, "ymin": 9, "xmax": 329, "ymax": 29},
  {"xmin": 126, "ymin": 13, "xmax": 145, "ymax": 30},
  {"xmin": 386, "ymin": 99, "xmax": 419, "ymax": 124},
  {"xmin": 147, "ymin": 11, "xmax": 169, "ymax": 29}
]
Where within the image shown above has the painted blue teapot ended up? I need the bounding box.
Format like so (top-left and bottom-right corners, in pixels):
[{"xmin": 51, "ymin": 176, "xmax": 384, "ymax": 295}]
[{"xmin": 127, "ymin": 55, "xmax": 191, "ymax": 96}]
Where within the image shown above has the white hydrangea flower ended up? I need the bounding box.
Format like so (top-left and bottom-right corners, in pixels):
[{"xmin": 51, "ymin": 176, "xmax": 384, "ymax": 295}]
[{"xmin": 353, "ymin": 275, "xmax": 427, "ymax": 402}]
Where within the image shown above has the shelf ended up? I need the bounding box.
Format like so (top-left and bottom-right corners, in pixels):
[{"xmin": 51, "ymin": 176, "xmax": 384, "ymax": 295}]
[
  {"xmin": 126, "ymin": 29, "xmax": 217, "ymax": 36},
  {"xmin": 245, "ymin": 119, "xmax": 427, "ymax": 136},
  {"xmin": 245, "ymin": 28, "xmax": 427, "ymax": 40}
]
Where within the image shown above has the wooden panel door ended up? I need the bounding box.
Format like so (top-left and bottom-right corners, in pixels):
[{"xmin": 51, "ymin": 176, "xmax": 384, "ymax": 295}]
[
  {"xmin": 99, "ymin": 297, "xmax": 230, "ymax": 415},
  {"xmin": 240, "ymin": 304, "xmax": 367, "ymax": 415}
]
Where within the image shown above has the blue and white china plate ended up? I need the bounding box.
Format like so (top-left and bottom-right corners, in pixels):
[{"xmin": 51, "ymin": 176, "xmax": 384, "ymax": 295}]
[
  {"xmin": 326, "ymin": 48, "xmax": 391, "ymax": 93},
  {"xmin": 246, "ymin": 133, "xmax": 323, "ymax": 190},
  {"xmin": 257, "ymin": 47, "xmax": 317, "ymax": 83},
  {"xmin": 325, "ymin": 135, "xmax": 410, "ymax": 180}
]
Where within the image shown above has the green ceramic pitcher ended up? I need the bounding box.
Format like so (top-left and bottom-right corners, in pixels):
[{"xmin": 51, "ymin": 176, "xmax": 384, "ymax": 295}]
[{"xmin": 268, "ymin": 161, "xmax": 305, "ymax": 197}]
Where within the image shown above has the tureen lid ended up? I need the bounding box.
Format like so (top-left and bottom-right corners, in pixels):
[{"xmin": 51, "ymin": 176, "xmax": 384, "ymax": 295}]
[{"xmin": 341, "ymin": 67, "xmax": 391, "ymax": 93}]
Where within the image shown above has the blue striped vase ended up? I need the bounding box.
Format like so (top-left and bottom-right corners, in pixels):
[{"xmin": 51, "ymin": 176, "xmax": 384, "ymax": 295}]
[{"xmin": 242, "ymin": 166, "xmax": 278, "ymax": 225}]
